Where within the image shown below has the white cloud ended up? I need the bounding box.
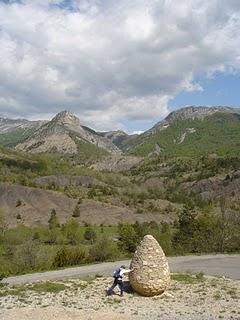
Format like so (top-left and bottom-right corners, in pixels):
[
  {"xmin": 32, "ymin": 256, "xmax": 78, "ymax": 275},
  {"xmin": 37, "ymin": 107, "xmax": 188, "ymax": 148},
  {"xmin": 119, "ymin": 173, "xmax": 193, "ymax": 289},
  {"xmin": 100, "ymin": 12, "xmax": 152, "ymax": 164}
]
[
  {"xmin": 0, "ymin": 0, "xmax": 240, "ymax": 130},
  {"xmin": 132, "ymin": 130, "xmax": 144, "ymax": 135}
]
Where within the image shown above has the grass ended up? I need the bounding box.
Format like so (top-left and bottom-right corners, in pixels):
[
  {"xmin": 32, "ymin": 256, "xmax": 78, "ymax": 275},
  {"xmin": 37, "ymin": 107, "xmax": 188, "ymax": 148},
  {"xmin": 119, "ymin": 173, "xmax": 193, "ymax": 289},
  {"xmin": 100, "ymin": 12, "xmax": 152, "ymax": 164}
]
[
  {"xmin": 227, "ymin": 289, "xmax": 238, "ymax": 299},
  {"xmin": 0, "ymin": 284, "xmax": 27, "ymax": 297},
  {"xmin": 30, "ymin": 282, "xmax": 66, "ymax": 293},
  {"xmin": 210, "ymin": 279, "xmax": 219, "ymax": 287},
  {"xmin": 195, "ymin": 272, "xmax": 205, "ymax": 281},
  {"xmin": 171, "ymin": 272, "xmax": 205, "ymax": 284},
  {"xmin": 0, "ymin": 281, "xmax": 66, "ymax": 297},
  {"xmin": 0, "ymin": 290, "xmax": 10, "ymax": 297},
  {"xmin": 105, "ymin": 297, "xmax": 122, "ymax": 305},
  {"xmin": 71, "ymin": 282, "xmax": 88, "ymax": 290}
]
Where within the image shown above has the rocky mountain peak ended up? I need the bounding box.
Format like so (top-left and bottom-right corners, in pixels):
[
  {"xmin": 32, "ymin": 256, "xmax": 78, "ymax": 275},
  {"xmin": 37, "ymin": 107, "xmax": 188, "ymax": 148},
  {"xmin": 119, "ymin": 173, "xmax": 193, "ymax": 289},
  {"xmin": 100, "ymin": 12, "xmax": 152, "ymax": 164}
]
[
  {"xmin": 15, "ymin": 110, "xmax": 121, "ymax": 154},
  {"xmin": 165, "ymin": 106, "xmax": 234, "ymax": 122},
  {"xmin": 51, "ymin": 110, "xmax": 81, "ymax": 127},
  {"xmin": 147, "ymin": 106, "xmax": 239, "ymax": 135}
]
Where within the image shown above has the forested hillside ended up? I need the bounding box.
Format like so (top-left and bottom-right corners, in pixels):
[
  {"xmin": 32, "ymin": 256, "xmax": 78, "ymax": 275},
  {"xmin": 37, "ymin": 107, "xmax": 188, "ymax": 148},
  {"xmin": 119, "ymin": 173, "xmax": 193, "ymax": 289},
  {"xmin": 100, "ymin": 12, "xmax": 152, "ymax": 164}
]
[
  {"xmin": 127, "ymin": 112, "xmax": 240, "ymax": 157},
  {"xmin": 0, "ymin": 107, "xmax": 240, "ymax": 278}
]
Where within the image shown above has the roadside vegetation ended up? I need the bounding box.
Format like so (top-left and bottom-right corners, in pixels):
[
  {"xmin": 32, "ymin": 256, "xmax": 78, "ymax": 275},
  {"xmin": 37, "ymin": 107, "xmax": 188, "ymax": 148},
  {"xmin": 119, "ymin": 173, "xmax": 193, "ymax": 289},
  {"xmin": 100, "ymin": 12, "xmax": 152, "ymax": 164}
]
[{"xmin": 0, "ymin": 205, "xmax": 239, "ymax": 278}]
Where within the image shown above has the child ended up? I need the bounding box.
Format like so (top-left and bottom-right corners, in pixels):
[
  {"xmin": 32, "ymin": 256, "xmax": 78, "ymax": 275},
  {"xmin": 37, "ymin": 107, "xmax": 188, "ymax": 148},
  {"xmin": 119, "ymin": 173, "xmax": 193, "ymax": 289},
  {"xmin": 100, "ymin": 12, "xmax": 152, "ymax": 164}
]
[{"xmin": 106, "ymin": 265, "xmax": 132, "ymax": 296}]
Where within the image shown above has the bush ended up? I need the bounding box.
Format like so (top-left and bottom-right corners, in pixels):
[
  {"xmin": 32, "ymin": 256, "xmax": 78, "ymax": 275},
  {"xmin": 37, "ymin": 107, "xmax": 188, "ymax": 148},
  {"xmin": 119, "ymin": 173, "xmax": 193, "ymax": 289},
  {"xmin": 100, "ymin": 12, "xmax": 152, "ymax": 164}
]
[
  {"xmin": 118, "ymin": 224, "xmax": 139, "ymax": 253},
  {"xmin": 4, "ymin": 225, "xmax": 33, "ymax": 245},
  {"xmin": 89, "ymin": 237, "xmax": 119, "ymax": 262},
  {"xmin": 173, "ymin": 207, "xmax": 197, "ymax": 253},
  {"xmin": 84, "ymin": 226, "xmax": 96, "ymax": 244},
  {"xmin": 72, "ymin": 205, "xmax": 80, "ymax": 218},
  {"xmin": 63, "ymin": 219, "xmax": 81, "ymax": 245},
  {"xmin": 53, "ymin": 246, "xmax": 86, "ymax": 268},
  {"xmin": 14, "ymin": 240, "xmax": 39, "ymax": 272},
  {"xmin": 48, "ymin": 209, "xmax": 60, "ymax": 230}
]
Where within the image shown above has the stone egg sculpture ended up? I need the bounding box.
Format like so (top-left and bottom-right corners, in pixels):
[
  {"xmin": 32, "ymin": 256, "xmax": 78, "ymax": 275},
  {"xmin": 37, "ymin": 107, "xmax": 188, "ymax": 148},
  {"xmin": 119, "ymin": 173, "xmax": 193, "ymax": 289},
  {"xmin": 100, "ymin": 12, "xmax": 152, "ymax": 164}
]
[{"xmin": 129, "ymin": 234, "xmax": 170, "ymax": 297}]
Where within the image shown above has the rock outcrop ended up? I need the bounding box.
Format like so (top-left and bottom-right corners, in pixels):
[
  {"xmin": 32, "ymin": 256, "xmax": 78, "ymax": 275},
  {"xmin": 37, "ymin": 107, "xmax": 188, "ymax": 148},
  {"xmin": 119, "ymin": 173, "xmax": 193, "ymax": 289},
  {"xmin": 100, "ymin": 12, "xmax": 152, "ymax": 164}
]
[
  {"xmin": 90, "ymin": 155, "xmax": 143, "ymax": 172},
  {"xmin": 35, "ymin": 175, "xmax": 104, "ymax": 188},
  {"xmin": 129, "ymin": 235, "xmax": 170, "ymax": 297},
  {"xmin": 181, "ymin": 170, "xmax": 240, "ymax": 201},
  {"xmin": 15, "ymin": 111, "xmax": 121, "ymax": 154}
]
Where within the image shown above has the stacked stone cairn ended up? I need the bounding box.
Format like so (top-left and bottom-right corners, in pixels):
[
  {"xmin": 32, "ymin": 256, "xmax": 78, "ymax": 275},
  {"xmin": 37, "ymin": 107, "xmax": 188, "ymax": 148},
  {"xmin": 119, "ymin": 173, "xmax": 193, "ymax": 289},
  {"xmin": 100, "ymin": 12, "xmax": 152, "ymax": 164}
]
[{"xmin": 129, "ymin": 234, "xmax": 170, "ymax": 296}]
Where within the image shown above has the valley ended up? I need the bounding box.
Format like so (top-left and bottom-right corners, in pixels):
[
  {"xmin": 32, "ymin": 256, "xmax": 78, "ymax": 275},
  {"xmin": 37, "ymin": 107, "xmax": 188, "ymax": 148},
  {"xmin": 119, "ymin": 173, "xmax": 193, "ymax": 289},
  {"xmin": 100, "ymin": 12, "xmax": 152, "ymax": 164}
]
[{"xmin": 0, "ymin": 106, "xmax": 239, "ymax": 278}]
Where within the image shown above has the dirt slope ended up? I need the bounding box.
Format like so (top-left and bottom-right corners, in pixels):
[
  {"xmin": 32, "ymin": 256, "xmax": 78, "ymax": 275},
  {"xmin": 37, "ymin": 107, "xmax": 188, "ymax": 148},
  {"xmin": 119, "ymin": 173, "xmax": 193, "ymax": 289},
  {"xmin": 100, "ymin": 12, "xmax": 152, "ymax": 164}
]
[{"xmin": 0, "ymin": 183, "xmax": 169, "ymax": 227}]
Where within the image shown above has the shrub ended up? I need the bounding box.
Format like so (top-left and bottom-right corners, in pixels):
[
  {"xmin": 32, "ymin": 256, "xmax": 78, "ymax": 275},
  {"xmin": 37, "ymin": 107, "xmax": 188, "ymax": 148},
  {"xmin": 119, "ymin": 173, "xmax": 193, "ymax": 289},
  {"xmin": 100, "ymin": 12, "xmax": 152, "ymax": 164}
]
[
  {"xmin": 0, "ymin": 210, "xmax": 6, "ymax": 239},
  {"xmin": 31, "ymin": 282, "xmax": 66, "ymax": 293},
  {"xmin": 118, "ymin": 224, "xmax": 139, "ymax": 253},
  {"xmin": 72, "ymin": 205, "xmax": 80, "ymax": 218},
  {"xmin": 3, "ymin": 225, "xmax": 32, "ymax": 245},
  {"xmin": 63, "ymin": 219, "xmax": 81, "ymax": 245},
  {"xmin": 14, "ymin": 240, "xmax": 39, "ymax": 272},
  {"xmin": 48, "ymin": 209, "xmax": 60, "ymax": 230},
  {"xmin": 89, "ymin": 237, "xmax": 119, "ymax": 262},
  {"xmin": 173, "ymin": 207, "xmax": 197, "ymax": 253},
  {"xmin": 53, "ymin": 246, "xmax": 86, "ymax": 268},
  {"xmin": 84, "ymin": 226, "xmax": 96, "ymax": 244}
]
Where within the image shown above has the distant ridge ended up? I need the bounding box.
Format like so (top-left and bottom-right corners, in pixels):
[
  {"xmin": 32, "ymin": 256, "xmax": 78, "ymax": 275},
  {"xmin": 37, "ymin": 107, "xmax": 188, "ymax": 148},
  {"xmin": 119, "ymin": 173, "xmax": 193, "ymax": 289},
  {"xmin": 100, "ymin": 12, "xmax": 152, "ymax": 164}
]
[
  {"xmin": 0, "ymin": 117, "xmax": 46, "ymax": 147},
  {"xmin": 124, "ymin": 106, "xmax": 240, "ymax": 157},
  {"xmin": 146, "ymin": 106, "xmax": 240, "ymax": 135},
  {"xmin": 98, "ymin": 130, "xmax": 136, "ymax": 150},
  {"xmin": 15, "ymin": 111, "xmax": 121, "ymax": 155},
  {"xmin": 1, "ymin": 106, "xmax": 240, "ymax": 156}
]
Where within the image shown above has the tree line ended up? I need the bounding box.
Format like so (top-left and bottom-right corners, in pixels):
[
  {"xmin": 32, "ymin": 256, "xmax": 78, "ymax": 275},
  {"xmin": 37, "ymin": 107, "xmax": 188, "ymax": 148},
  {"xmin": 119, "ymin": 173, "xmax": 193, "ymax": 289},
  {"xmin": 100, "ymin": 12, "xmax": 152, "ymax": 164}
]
[{"xmin": 0, "ymin": 203, "xmax": 239, "ymax": 279}]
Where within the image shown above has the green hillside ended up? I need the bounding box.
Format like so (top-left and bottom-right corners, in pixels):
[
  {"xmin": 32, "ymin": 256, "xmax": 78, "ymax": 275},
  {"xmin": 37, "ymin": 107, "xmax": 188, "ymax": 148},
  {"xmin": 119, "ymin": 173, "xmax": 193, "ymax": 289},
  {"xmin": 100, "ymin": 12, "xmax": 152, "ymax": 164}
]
[
  {"xmin": 0, "ymin": 127, "xmax": 37, "ymax": 147},
  {"xmin": 129, "ymin": 112, "xmax": 240, "ymax": 157},
  {"xmin": 72, "ymin": 133, "xmax": 108, "ymax": 163}
]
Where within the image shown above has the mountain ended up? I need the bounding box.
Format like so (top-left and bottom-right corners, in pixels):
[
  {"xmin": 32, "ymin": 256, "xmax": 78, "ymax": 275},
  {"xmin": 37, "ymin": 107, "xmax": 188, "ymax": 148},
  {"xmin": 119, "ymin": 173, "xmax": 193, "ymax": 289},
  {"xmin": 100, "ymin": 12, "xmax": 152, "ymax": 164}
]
[
  {"xmin": 0, "ymin": 117, "xmax": 46, "ymax": 147},
  {"xmin": 126, "ymin": 106, "xmax": 240, "ymax": 157},
  {"xmin": 98, "ymin": 130, "xmax": 138, "ymax": 150},
  {"xmin": 15, "ymin": 111, "xmax": 121, "ymax": 155},
  {"xmin": 1, "ymin": 106, "xmax": 240, "ymax": 158},
  {"xmin": 147, "ymin": 106, "xmax": 238, "ymax": 134}
]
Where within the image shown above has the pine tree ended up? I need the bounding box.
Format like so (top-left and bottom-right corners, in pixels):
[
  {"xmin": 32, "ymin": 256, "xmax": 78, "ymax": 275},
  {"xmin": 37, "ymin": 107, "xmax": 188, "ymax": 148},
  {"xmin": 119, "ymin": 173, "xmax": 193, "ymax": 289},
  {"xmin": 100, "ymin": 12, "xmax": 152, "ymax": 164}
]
[{"xmin": 48, "ymin": 209, "xmax": 60, "ymax": 230}]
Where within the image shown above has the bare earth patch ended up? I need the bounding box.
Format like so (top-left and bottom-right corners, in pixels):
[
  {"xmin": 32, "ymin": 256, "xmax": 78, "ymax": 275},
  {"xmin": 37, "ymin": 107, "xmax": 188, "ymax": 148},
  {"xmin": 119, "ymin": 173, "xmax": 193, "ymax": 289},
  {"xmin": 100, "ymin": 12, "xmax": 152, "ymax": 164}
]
[{"xmin": 0, "ymin": 274, "xmax": 239, "ymax": 320}]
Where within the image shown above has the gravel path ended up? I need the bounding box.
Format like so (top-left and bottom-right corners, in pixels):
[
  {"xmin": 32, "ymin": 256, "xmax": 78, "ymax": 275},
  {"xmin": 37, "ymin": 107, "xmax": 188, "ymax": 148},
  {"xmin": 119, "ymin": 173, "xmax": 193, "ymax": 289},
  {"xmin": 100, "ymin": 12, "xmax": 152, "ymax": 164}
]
[
  {"xmin": 0, "ymin": 274, "xmax": 239, "ymax": 319},
  {"xmin": 2, "ymin": 254, "xmax": 240, "ymax": 285}
]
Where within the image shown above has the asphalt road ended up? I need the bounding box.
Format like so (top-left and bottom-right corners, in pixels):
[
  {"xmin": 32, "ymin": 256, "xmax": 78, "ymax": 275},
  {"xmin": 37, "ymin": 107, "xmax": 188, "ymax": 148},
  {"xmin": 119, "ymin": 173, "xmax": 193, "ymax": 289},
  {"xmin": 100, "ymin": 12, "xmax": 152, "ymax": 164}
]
[{"xmin": 2, "ymin": 254, "xmax": 239, "ymax": 285}]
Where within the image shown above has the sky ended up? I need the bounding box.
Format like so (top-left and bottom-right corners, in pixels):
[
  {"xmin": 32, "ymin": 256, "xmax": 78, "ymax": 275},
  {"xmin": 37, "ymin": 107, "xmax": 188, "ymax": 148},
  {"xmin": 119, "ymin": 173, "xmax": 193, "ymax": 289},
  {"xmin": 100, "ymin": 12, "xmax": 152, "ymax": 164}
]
[{"xmin": 0, "ymin": 0, "xmax": 240, "ymax": 133}]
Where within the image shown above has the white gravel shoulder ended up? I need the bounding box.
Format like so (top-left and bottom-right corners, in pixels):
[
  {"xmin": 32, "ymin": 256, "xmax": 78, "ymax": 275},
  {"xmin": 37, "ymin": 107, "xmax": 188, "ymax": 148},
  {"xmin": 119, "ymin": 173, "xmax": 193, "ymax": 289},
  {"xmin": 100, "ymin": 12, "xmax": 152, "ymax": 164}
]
[{"xmin": 0, "ymin": 274, "xmax": 239, "ymax": 320}]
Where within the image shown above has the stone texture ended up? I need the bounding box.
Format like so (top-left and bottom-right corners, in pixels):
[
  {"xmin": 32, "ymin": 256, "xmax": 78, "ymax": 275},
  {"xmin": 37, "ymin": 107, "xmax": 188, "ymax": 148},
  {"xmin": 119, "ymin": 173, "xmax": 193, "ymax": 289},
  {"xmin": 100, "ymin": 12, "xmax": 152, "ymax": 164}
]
[
  {"xmin": 90, "ymin": 155, "xmax": 143, "ymax": 172},
  {"xmin": 129, "ymin": 235, "xmax": 170, "ymax": 297}
]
